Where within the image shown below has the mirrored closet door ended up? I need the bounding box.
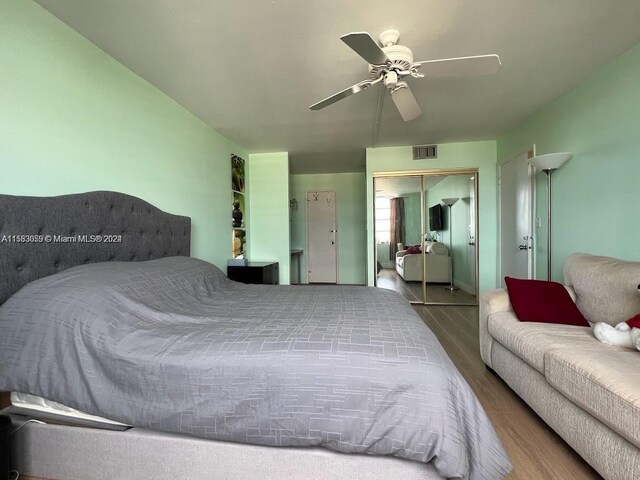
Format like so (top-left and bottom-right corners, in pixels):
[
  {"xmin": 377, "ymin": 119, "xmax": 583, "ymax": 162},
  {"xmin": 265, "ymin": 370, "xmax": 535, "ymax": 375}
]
[
  {"xmin": 422, "ymin": 172, "xmax": 477, "ymax": 305},
  {"xmin": 374, "ymin": 170, "xmax": 478, "ymax": 306},
  {"xmin": 374, "ymin": 175, "xmax": 423, "ymax": 304}
]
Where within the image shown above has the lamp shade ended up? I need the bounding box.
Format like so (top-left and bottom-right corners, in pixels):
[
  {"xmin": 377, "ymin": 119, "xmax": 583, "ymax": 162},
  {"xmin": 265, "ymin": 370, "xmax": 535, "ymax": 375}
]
[
  {"xmin": 529, "ymin": 152, "xmax": 573, "ymax": 171},
  {"xmin": 441, "ymin": 197, "xmax": 459, "ymax": 206}
]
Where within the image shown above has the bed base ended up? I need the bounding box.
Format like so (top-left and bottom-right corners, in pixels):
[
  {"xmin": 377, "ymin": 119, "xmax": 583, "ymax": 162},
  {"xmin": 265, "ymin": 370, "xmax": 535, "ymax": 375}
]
[{"xmin": 8, "ymin": 415, "xmax": 443, "ymax": 480}]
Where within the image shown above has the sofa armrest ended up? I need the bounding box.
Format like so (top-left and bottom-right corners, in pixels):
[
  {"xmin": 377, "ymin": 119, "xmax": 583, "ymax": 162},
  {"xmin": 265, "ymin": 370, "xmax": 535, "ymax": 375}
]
[
  {"xmin": 482, "ymin": 289, "xmax": 512, "ymax": 316},
  {"xmin": 478, "ymin": 286, "xmax": 578, "ymax": 368},
  {"xmin": 396, "ymin": 250, "xmax": 406, "ymax": 258},
  {"xmin": 479, "ymin": 289, "xmax": 513, "ymax": 368}
]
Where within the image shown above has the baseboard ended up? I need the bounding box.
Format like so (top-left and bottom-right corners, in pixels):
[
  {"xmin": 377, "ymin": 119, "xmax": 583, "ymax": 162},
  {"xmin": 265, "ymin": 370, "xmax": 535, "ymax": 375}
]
[{"xmin": 453, "ymin": 279, "xmax": 474, "ymax": 294}]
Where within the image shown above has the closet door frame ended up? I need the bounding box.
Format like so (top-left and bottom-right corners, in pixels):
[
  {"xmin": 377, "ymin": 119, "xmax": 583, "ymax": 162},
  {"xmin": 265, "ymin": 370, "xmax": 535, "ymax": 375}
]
[{"xmin": 372, "ymin": 168, "xmax": 480, "ymax": 306}]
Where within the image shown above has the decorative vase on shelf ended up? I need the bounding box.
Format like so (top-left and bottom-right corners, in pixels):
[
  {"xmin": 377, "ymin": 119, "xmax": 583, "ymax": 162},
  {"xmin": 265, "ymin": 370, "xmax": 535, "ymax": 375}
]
[{"xmin": 232, "ymin": 201, "xmax": 243, "ymax": 228}]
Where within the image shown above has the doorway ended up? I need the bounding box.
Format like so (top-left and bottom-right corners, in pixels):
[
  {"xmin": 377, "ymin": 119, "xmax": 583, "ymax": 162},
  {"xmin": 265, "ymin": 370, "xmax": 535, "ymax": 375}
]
[
  {"xmin": 373, "ymin": 170, "xmax": 479, "ymax": 305},
  {"xmin": 307, "ymin": 190, "xmax": 337, "ymax": 283},
  {"xmin": 499, "ymin": 149, "xmax": 534, "ymax": 285}
]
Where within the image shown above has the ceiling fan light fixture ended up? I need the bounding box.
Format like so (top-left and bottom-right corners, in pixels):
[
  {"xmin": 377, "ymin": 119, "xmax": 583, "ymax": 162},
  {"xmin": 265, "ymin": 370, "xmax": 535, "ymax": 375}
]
[
  {"xmin": 378, "ymin": 29, "xmax": 400, "ymax": 47},
  {"xmin": 384, "ymin": 71, "xmax": 399, "ymax": 89}
]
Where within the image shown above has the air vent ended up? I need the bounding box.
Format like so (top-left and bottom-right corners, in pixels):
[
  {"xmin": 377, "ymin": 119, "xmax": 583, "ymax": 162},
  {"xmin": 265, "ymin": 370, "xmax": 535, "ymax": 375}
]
[{"xmin": 413, "ymin": 145, "xmax": 437, "ymax": 159}]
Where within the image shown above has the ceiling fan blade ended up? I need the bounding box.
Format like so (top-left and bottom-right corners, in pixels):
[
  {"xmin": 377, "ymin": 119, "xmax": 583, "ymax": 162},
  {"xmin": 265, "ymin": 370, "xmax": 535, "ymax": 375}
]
[
  {"xmin": 415, "ymin": 54, "xmax": 501, "ymax": 77},
  {"xmin": 340, "ymin": 32, "xmax": 390, "ymax": 65},
  {"xmin": 309, "ymin": 80, "xmax": 374, "ymax": 111},
  {"xmin": 390, "ymin": 82, "xmax": 421, "ymax": 122}
]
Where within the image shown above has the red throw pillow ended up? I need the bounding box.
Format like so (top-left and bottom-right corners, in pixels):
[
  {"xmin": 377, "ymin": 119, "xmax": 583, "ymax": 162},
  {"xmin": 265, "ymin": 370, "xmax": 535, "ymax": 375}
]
[
  {"xmin": 626, "ymin": 314, "xmax": 640, "ymax": 329},
  {"xmin": 504, "ymin": 277, "xmax": 589, "ymax": 327},
  {"xmin": 405, "ymin": 245, "xmax": 421, "ymax": 255}
]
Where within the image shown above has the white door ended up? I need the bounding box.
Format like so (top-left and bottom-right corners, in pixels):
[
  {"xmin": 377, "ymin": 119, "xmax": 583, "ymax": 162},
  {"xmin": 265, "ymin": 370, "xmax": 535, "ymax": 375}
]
[
  {"xmin": 307, "ymin": 190, "xmax": 337, "ymax": 283},
  {"xmin": 499, "ymin": 152, "xmax": 533, "ymax": 285}
]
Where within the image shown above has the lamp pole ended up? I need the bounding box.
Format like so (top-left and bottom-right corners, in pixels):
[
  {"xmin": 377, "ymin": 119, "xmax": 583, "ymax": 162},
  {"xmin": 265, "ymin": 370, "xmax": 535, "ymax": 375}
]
[
  {"xmin": 529, "ymin": 153, "xmax": 573, "ymax": 281},
  {"xmin": 442, "ymin": 198, "xmax": 459, "ymax": 291}
]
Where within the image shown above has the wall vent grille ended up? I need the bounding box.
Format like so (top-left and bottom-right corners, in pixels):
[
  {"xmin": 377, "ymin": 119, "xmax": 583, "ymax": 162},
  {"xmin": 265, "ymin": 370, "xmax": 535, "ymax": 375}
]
[{"xmin": 413, "ymin": 145, "xmax": 438, "ymax": 159}]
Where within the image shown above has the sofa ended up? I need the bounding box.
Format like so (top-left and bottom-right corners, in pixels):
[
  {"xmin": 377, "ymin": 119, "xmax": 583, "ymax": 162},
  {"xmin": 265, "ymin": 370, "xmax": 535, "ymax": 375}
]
[
  {"xmin": 395, "ymin": 241, "xmax": 451, "ymax": 283},
  {"xmin": 480, "ymin": 253, "xmax": 640, "ymax": 480}
]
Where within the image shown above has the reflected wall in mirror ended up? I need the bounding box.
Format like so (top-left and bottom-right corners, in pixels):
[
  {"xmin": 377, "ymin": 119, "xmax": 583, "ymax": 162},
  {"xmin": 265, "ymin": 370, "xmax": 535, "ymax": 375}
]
[
  {"xmin": 424, "ymin": 173, "xmax": 477, "ymax": 305},
  {"xmin": 373, "ymin": 170, "xmax": 478, "ymax": 306},
  {"xmin": 374, "ymin": 176, "xmax": 423, "ymax": 303}
]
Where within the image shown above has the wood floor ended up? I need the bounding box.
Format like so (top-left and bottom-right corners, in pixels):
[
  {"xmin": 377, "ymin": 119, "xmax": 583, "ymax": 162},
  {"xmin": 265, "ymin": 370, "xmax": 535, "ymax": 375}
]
[
  {"xmin": 415, "ymin": 304, "xmax": 602, "ymax": 480},
  {"xmin": 377, "ymin": 268, "xmax": 477, "ymax": 304}
]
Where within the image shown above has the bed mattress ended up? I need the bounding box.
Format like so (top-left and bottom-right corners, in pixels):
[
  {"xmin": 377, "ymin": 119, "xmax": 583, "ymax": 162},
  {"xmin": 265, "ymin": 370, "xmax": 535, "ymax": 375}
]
[{"xmin": 0, "ymin": 256, "xmax": 511, "ymax": 479}]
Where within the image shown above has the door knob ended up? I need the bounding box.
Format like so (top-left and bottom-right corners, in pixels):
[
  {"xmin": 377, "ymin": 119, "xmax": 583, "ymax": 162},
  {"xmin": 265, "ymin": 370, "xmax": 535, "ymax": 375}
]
[{"xmin": 518, "ymin": 244, "xmax": 531, "ymax": 250}]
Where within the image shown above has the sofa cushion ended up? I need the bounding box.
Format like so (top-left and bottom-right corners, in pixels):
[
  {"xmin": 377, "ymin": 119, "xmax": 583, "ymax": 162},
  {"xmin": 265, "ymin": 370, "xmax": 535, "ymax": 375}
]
[
  {"xmin": 425, "ymin": 241, "xmax": 448, "ymax": 255},
  {"xmin": 504, "ymin": 277, "xmax": 589, "ymax": 326},
  {"xmin": 545, "ymin": 347, "xmax": 640, "ymax": 449},
  {"xmin": 487, "ymin": 312, "xmax": 596, "ymax": 373},
  {"xmin": 564, "ymin": 253, "xmax": 640, "ymax": 326}
]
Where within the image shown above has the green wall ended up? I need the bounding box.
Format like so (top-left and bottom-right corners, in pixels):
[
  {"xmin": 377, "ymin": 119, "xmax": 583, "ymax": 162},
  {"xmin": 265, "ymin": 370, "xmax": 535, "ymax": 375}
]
[
  {"xmin": 366, "ymin": 141, "xmax": 497, "ymax": 293},
  {"xmin": 290, "ymin": 172, "xmax": 366, "ymax": 285},
  {"xmin": 425, "ymin": 176, "xmax": 475, "ymax": 290},
  {"xmin": 403, "ymin": 192, "xmax": 422, "ymax": 246},
  {"xmin": 247, "ymin": 152, "xmax": 290, "ymax": 284},
  {"xmin": 0, "ymin": 0, "xmax": 247, "ymax": 269},
  {"xmin": 498, "ymin": 42, "xmax": 640, "ymax": 280},
  {"xmin": 376, "ymin": 242, "xmax": 392, "ymax": 268}
]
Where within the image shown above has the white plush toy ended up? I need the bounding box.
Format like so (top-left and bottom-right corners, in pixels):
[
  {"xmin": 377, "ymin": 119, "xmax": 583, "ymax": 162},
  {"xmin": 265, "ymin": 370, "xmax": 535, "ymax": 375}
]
[
  {"xmin": 594, "ymin": 320, "xmax": 640, "ymax": 350},
  {"xmin": 593, "ymin": 286, "xmax": 640, "ymax": 351}
]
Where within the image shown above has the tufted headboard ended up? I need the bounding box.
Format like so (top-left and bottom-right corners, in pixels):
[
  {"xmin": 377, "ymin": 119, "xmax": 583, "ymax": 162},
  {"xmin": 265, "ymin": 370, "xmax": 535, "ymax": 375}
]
[{"xmin": 0, "ymin": 191, "xmax": 191, "ymax": 304}]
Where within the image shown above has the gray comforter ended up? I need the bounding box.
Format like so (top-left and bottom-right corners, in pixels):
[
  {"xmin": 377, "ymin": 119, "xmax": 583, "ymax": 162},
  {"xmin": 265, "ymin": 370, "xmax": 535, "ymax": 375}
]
[{"xmin": 0, "ymin": 257, "xmax": 511, "ymax": 479}]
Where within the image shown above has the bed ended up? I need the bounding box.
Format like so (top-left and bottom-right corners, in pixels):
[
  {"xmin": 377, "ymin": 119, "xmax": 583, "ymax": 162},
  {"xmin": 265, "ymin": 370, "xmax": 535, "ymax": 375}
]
[{"xmin": 0, "ymin": 191, "xmax": 511, "ymax": 480}]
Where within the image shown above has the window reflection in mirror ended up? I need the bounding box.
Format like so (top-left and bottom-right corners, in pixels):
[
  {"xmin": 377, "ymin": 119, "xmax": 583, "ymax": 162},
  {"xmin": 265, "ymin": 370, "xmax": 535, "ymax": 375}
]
[{"xmin": 374, "ymin": 176, "xmax": 423, "ymax": 303}]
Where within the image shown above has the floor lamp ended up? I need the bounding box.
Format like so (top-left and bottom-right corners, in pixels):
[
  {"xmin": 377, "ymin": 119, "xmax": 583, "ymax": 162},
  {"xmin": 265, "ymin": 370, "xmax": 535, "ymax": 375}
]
[
  {"xmin": 442, "ymin": 197, "xmax": 459, "ymax": 291},
  {"xmin": 529, "ymin": 152, "xmax": 573, "ymax": 281}
]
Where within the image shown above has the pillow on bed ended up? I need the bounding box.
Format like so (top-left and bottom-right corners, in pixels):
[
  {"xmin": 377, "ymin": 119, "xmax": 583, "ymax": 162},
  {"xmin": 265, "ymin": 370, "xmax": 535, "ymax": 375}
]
[{"xmin": 504, "ymin": 276, "xmax": 589, "ymax": 327}]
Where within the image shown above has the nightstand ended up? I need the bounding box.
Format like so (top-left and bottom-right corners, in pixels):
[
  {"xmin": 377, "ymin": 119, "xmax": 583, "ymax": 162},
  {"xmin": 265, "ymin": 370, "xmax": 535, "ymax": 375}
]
[{"xmin": 227, "ymin": 262, "xmax": 279, "ymax": 285}]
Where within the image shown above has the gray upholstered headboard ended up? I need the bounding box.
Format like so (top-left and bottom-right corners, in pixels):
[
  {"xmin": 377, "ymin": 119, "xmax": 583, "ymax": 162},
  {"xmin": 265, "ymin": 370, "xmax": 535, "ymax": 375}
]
[{"xmin": 0, "ymin": 191, "xmax": 191, "ymax": 304}]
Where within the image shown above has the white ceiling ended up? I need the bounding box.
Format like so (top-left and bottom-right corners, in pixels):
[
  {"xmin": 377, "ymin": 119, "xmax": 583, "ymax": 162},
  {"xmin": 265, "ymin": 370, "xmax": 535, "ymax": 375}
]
[{"xmin": 36, "ymin": 0, "xmax": 640, "ymax": 173}]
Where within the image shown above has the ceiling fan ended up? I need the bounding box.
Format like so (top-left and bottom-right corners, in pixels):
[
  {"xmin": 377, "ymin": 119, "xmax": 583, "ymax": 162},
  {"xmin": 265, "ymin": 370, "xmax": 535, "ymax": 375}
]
[{"xmin": 309, "ymin": 30, "xmax": 501, "ymax": 122}]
